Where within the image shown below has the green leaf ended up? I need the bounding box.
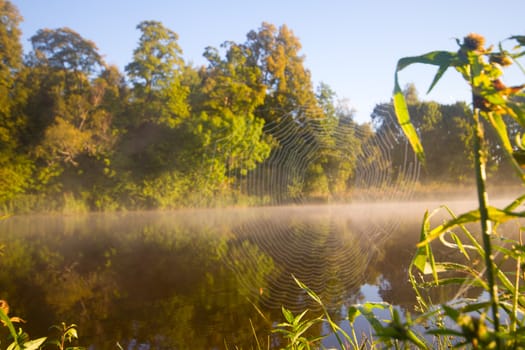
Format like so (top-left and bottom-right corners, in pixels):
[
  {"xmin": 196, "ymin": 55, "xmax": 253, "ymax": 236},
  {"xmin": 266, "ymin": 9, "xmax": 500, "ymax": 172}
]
[
  {"xmin": 508, "ymin": 102, "xmax": 525, "ymax": 129},
  {"xmin": 461, "ymin": 301, "xmax": 491, "ymax": 313},
  {"xmin": 516, "ymin": 133, "xmax": 525, "ymax": 150},
  {"xmin": 393, "ymin": 75, "xmax": 425, "ymax": 164},
  {"xmin": 412, "ymin": 209, "xmax": 442, "ymax": 283},
  {"xmin": 450, "ymin": 232, "xmax": 470, "ymax": 260},
  {"xmin": 281, "ymin": 306, "xmax": 294, "ymax": 324},
  {"xmin": 293, "ymin": 309, "xmax": 309, "ymax": 327},
  {"xmin": 291, "ymin": 319, "xmax": 318, "ymax": 344},
  {"xmin": 348, "ymin": 306, "xmax": 360, "ymax": 323},
  {"xmin": 482, "ymin": 91, "xmax": 507, "ymax": 106},
  {"xmin": 429, "ymin": 277, "xmax": 484, "ymax": 288},
  {"xmin": 358, "ymin": 306, "xmax": 386, "ymax": 334},
  {"xmin": 488, "ymin": 206, "xmax": 525, "ymax": 222},
  {"xmin": 393, "ymin": 51, "xmax": 459, "ymax": 164},
  {"xmin": 418, "ymin": 206, "xmax": 525, "ymax": 246},
  {"xmin": 406, "ymin": 328, "xmax": 429, "ymax": 349},
  {"xmin": 22, "ymin": 337, "xmax": 47, "ymax": 350},
  {"xmin": 426, "ymin": 328, "xmax": 464, "ymax": 337},
  {"xmin": 396, "ymin": 51, "xmax": 458, "ymax": 96},
  {"xmin": 0, "ymin": 308, "xmax": 18, "ymax": 342},
  {"xmin": 442, "ymin": 305, "xmax": 460, "ymax": 321},
  {"xmin": 396, "ymin": 51, "xmax": 457, "ymax": 73},
  {"xmin": 427, "ymin": 64, "xmax": 450, "ymax": 94},
  {"xmin": 292, "ymin": 275, "xmax": 322, "ymax": 305},
  {"xmin": 412, "ymin": 211, "xmax": 431, "ymax": 274},
  {"xmin": 510, "ymin": 35, "xmax": 525, "ymax": 47},
  {"xmin": 361, "ymin": 301, "xmax": 389, "ymax": 312}
]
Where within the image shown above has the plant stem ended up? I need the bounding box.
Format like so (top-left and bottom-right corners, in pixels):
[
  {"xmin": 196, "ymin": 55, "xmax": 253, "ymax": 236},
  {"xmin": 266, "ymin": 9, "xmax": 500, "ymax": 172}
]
[
  {"xmin": 512, "ymin": 247, "xmax": 520, "ymax": 333},
  {"xmin": 512, "ymin": 230, "xmax": 523, "ymax": 334},
  {"xmin": 472, "ymin": 109, "xmax": 500, "ymax": 336}
]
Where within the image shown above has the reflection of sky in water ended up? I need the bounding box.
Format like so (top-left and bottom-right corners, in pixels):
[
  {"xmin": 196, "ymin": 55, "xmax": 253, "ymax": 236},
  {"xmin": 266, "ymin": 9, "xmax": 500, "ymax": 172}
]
[
  {"xmin": 322, "ymin": 282, "xmax": 392, "ymax": 348},
  {"xmin": 360, "ymin": 283, "xmax": 384, "ymax": 302}
]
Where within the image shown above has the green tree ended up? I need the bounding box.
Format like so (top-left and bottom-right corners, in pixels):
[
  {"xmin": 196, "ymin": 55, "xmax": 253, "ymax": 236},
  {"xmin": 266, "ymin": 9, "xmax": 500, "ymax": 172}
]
[
  {"xmin": 244, "ymin": 23, "xmax": 322, "ymax": 126},
  {"xmin": 237, "ymin": 23, "xmax": 345, "ymax": 203},
  {"xmin": 0, "ymin": 1, "xmax": 33, "ymax": 205},
  {"xmin": 23, "ymin": 27, "xmax": 116, "ymax": 200},
  {"xmin": 114, "ymin": 21, "xmax": 197, "ymax": 208},
  {"xmin": 28, "ymin": 27, "xmax": 102, "ymax": 73},
  {"xmin": 0, "ymin": 0, "xmax": 24, "ymax": 146},
  {"xmin": 195, "ymin": 41, "xmax": 272, "ymax": 178},
  {"xmin": 125, "ymin": 20, "xmax": 189, "ymax": 128}
]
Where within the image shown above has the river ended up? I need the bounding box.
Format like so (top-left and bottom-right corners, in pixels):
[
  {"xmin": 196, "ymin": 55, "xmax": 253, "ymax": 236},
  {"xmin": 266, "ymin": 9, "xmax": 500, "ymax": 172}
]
[{"xmin": 0, "ymin": 200, "xmax": 510, "ymax": 348}]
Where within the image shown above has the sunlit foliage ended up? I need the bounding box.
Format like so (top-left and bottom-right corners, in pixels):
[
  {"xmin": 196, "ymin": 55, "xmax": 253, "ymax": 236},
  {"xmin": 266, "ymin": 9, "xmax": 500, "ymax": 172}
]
[{"xmin": 0, "ymin": 1, "xmax": 513, "ymax": 213}]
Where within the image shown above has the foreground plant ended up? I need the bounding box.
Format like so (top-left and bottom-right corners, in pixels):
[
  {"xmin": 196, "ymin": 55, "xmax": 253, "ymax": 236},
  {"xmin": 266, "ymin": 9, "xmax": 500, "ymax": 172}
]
[
  {"xmin": 48, "ymin": 322, "xmax": 83, "ymax": 350},
  {"xmin": 394, "ymin": 33, "xmax": 525, "ymax": 348},
  {"xmin": 0, "ymin": 299, "xmax": 83, "ymax": 350},
  {"xmin": 273, "ymin": 306, "xmax": 324, "ymax": 349},
  {"xmin": 0, "ymin": 299, "xmax": 46, "ymax": 350},
  {"xmin": 273, "ymin": 33, "xmax": 525, "ymax": 349}
]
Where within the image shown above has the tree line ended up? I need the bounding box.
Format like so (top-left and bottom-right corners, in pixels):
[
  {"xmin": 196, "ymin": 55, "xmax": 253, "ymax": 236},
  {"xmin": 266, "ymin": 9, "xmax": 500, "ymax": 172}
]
[{"xmin": 0, "ymin": 1, "xmax": 514, "ymax": 213}]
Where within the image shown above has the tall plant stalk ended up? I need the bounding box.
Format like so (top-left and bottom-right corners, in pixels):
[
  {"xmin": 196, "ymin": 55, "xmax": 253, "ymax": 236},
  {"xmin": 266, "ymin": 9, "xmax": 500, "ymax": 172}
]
[{"xmin": 472, "ymin": 107, "xmax": 500, "ymax": 334}]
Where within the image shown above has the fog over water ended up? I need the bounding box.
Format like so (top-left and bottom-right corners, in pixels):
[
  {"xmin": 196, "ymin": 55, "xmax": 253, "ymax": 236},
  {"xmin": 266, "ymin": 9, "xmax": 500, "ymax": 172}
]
[{"xmin": 1, "ymin": 197, "xmax": 522, "ymax": 348}]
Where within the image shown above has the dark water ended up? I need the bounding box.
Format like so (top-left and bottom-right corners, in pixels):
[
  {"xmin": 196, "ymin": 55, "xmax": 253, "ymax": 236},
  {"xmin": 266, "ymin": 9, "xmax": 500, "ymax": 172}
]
[{"xmin": 0, "ymin": 201, "xmax": 496, "ymax": 349}]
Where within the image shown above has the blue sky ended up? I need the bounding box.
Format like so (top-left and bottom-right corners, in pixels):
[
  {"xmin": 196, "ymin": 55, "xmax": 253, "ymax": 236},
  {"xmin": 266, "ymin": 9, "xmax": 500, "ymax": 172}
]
[{"xmin": 12, "ymin": 0, "xmax": 525, "ymax": 123}]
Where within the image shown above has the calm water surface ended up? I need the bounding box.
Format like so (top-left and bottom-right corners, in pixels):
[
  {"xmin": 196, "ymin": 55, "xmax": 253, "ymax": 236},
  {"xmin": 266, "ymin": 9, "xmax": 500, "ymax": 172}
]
[{"xmin": 0, "ymin": 201, "xmax": 494, "ymax": 349}]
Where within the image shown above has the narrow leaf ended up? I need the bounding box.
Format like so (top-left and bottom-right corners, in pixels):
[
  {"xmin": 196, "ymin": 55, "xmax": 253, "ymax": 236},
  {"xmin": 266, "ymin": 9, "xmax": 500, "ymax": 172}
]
[
  {"xmin": 461, "ymin": 301, "xmax": 491, "ymax": 313},
  {"xmin": 418, "ymin": 206, "xmax": 525, "ymax": 246},
  {"xmin": 0, "ymin": 307, "xmax": 18, "ymax": 341},
  {"xmin": 293, "ymin": 309, "xmax": 309, "ymax": 326},
  {"xmin": 510, "ymin": 35, "xmax": 525, "ymax": 47},
  {"xmin": 22, "ymin": 337, "xmax": 47, "ymax": 350},
  {"xmin": 505, "ymin": 194, "xmax": 525, "ymax": 212},
  {"xmin": 412, "ymin": 211, "xmax": 431, "ymax": 273},
  {"xmin": 487, "ymin": 112, "xmax": 513, "ymax": 154},
  {"xmin": 429, "ymin": 277, "xmax": 483, "ymax": 287},
  {"xmin": 426, "ymin": 328, "xmax": 464, "ymax": 337},
  {"xmin": 393, "ymin": 74, "xmax": 425, "ymax": 164},
  {"xmin": 393, "ymin": 51, "xmax": 461, "ymax": 164},
  {"xmin": 449, "ymin": 232, "xmax": 471, "ymax": 260},
  {"xmin": 396, "ymin": 51, "xmax": 457, "ymax": 95},
  {"xmin": 348, "ymin": 306, "xmax": 361, "ymax": 323},
  {"xmin": 427, "ymin": 64, "xmax": 449, "ymax": 94},
  {"xmin": 406, "ymin": 329, "xmax": 429, "ymax": 350},
  {"xmin": 292, "ymin": 275, "xmax": 322, "ymax": 305},
  {"xmin": 396, "ymin": 51, "xmax": 457, "ymax": 72},
  {"xmin": 508, "ymin": 102, "xmax": 525, "ymax": 129},
  {"xmin": 482, "ymin": 91, "xmax": 507, "ymax": 106},
  {"xmin": 442, "ymin": 305, "xmax": 460, "ymax": 321},
  {"xmin": 281, "ymin": 306, "xmax": 294, "ymax": 324}
]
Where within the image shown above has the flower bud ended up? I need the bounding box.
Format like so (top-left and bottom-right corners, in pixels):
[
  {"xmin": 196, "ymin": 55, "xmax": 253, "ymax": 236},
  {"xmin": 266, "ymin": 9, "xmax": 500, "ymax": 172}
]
[
  {"xmin": 462, "ymin": 33, "xmax": 485, "ymax": 51},
  {"xmin": 489, "ymin": 53, "xmax": 513, "ymax": 67}
]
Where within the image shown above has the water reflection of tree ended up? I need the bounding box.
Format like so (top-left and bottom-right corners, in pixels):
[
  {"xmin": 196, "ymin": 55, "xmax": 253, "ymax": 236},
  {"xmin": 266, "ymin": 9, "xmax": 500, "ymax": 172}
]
[
  {"xmin": 232, "ymin": 219, "xmax": 369, "ymax": 311},
  {"xmin": 0, "ymin": 212, "xmax": 277, "ymax": 348},
  {"xmin": 223, "ymin": 206, "xmax": 399, "ymax": 330},
  {"xmin": 0, "ymin": 207, "xmax": 467, "ymax": 348}
]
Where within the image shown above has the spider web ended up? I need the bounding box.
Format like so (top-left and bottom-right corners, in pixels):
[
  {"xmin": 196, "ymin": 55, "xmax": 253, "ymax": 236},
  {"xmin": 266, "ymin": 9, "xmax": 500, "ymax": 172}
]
[{"xmin": 205, "ymin": 103, "xmax": 421, "ymax": 309}]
